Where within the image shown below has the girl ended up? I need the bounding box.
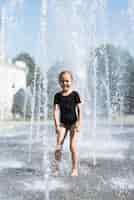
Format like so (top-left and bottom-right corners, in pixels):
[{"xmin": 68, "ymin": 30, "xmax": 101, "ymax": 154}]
[{"xmin": 53, "ymin": 70, "xmax": 82, "ymax": 176}]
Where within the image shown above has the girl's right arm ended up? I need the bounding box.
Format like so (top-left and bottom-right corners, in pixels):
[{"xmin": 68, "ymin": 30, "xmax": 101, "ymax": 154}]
[{"xmin": 53, "ymin": 104, "xmax": 60, "ymax": 132}]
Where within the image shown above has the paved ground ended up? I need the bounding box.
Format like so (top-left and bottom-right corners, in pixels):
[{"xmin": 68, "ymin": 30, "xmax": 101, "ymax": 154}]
[{"xmin": 0, "ymin": 121, "xmax": 134, "ymax": 200}]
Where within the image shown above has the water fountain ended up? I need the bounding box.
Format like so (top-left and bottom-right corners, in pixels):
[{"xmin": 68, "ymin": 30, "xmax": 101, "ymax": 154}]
[
  {"xmin": 40, "ymin": 1, "xmax": 50, "ymax": 200},
  {"xmin": 0, "ymin": 0, "xmax": 134, "ymax": 200},
  {"xmin": 0, "ymin": 0, "xmax": 25, "ymax": 121}
]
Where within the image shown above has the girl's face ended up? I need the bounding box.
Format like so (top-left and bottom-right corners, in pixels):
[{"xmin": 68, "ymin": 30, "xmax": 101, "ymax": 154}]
[{"xmin": 59, "ymin": 73, "xmax": 72, "ymax": 92}]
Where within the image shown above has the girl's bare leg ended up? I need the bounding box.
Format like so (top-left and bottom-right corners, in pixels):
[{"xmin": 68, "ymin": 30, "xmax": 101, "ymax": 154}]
[
  {"xmin": 70, "ymin": 129, "xmax": 79, "ymax": 176},
  {"xmin": 53, "ymin": 127, "xmax": 68, "ymax": 175},
  {"xmin": 55, "ymin": 127, "xmax": 67, "ymax": 160},
  {"xmin": 56, "ymin": 126, "xmax": 68, "ymax": 147}
]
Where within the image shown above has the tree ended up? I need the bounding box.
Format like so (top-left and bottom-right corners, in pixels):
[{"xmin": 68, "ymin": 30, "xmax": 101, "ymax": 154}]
[
  {"xmin": 88, "ymin": 44, "xmax": 134, "ymax": 115},
  {"xmin": 12, "ymin": 52, "xmax": 36, "ymax": 85},
  {"xmin": 12, "ymin": 53, "xmax": 47, "ymax": 119}
]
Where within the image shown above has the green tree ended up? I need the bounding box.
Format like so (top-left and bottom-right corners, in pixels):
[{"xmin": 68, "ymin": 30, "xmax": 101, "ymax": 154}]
[
  {"xmin": 12, "ymin": 52, "xmax": 36, "ymax": 85},
  {"xmin": 88, "ymin": 44, "xmax": 134, "ymax": 115},
  {"xmin": 12, "ymin": 53, "xmax": 46, "ymax": 119}
]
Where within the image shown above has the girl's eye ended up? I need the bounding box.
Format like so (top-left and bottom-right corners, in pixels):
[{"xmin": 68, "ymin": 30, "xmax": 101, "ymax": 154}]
[{"xmin": 61, "ymin": 80, "xmax": 71, "ymax": 83}]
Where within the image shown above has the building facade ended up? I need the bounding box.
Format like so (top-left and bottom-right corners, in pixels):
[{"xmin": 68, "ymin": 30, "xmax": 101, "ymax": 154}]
[{"xmin": 0, "ymin": 61, "xmax": 27, "ymax": 120}]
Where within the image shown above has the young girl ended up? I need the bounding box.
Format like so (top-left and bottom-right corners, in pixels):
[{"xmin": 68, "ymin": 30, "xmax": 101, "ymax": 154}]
[{"xmin": 53, "ymin": 70, "xmax": 82, "ymax": 176}]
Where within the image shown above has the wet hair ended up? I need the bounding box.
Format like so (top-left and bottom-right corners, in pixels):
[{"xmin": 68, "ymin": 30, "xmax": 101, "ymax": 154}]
[{"xmin": 58, "ymin": 70, "xmax": 73, "ymax": 83}]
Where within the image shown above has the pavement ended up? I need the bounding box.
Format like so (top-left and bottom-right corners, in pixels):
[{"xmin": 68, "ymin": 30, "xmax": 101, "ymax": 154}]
[{"xmin": 0, "ymin": 120, "xmax": 134, "ymax": 200}]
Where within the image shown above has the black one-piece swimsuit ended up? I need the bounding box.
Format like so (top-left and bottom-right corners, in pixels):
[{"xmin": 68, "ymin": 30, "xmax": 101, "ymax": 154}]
[{"xmin": 54, "ymin": 91, "xmax": 81, "ymax": 129}]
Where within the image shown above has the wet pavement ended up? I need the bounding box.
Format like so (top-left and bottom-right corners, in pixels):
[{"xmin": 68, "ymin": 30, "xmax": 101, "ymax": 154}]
[{"xmin": 0, "ymin": 121, "xmax": 134, "ymax": 200}]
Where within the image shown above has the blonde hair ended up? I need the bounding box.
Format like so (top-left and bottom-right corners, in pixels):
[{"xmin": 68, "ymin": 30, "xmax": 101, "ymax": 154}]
[{"xmin": 58, "ymin": 70, "xmax": 73, "ymax": 83}]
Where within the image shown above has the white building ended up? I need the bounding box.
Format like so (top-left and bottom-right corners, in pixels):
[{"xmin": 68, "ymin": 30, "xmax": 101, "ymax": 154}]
[{"xmin": 0, "ymin": 61, "xmax": 27, "ymax": 120}]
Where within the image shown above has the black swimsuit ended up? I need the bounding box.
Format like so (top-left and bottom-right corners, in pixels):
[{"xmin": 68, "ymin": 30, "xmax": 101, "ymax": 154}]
[{"xmin": 54, "ymin": 91, "xmax": 81, "ymax": 128}]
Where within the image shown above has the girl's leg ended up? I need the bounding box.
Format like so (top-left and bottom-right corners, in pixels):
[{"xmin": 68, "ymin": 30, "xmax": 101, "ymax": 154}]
[
  {"xmin": 70, "ymin": 128, "xmax": 79, "ymax": 176},
  {"xmin": 56, "ymin": 126, "xmax": 68, "ymax": 147},
  {"xmin": 55, "ymin": 126, "xmax": 68, "ymax": 160}
]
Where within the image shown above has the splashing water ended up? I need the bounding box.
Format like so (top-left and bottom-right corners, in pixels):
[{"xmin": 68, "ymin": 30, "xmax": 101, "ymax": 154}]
[{"xmin": 0, "ymin": 1, "xmax": 133, "ymax": 199}]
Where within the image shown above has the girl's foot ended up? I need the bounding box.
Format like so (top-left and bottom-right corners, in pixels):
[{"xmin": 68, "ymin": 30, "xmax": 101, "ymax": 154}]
[
  {"xmin": 71, "ymin": 169, "xmax": 78, "ymax": 176},
  {"xmin": 51, "ymin": 159, "xmax": 59, "ymax": 176}
]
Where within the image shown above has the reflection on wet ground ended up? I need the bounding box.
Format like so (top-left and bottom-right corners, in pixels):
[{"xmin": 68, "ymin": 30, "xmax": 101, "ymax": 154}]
[{"xmin": 0, "ymin": 121, "xmax": 134, "ymax": 200}]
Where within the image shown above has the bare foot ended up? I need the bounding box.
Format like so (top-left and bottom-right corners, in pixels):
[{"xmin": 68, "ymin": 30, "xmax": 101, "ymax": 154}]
[
  {"xmin": 51, "ymin": 160, "xmax": 59, "ymax": 176},
  {"xmin": 71, "ymin": 169, "xmax": 78, "ymax": 176}
]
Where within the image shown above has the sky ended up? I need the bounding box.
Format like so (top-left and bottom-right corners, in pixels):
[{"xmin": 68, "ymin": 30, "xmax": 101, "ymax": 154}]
[
  {"xmin": 0, "ymin": 0, "xmax": 132, "ymax": 67},
  {"xmin": 108, "ymin": 0, "xmax": 127, "ymax": 11}
]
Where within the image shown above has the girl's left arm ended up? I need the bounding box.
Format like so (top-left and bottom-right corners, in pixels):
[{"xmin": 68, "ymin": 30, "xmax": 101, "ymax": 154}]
[{"xmin": 76, "ymin": 103, "xmax": 82, "ymax": 128}]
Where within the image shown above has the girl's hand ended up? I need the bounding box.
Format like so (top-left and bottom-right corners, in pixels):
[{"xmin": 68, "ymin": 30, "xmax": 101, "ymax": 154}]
[
  {"xmin": 56, "ymin": 125, "xmax": 61, "ymax": 134},
  {"xmin": 74, "ymin": 121, "xmax": 81, "ymax": 132}
]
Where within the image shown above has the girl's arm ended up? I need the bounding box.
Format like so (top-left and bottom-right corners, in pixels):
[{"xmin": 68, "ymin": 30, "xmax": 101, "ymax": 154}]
[
  {"xmin": 76, "ymin": 103, "xmax": 82, "ymax": 128},
  {"xmin": 53, "ymin": 104, "xmax": 60, "ymax": 129}
]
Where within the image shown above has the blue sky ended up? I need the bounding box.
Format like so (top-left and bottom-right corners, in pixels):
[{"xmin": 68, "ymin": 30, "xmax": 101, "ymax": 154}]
[
  {"xmin": 0, "ymin": 0, "xmax": 131, "ymax": 66},
  {"xmin": 108, "ymin": 0, "xmax": 127, "ymax": 11}
]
